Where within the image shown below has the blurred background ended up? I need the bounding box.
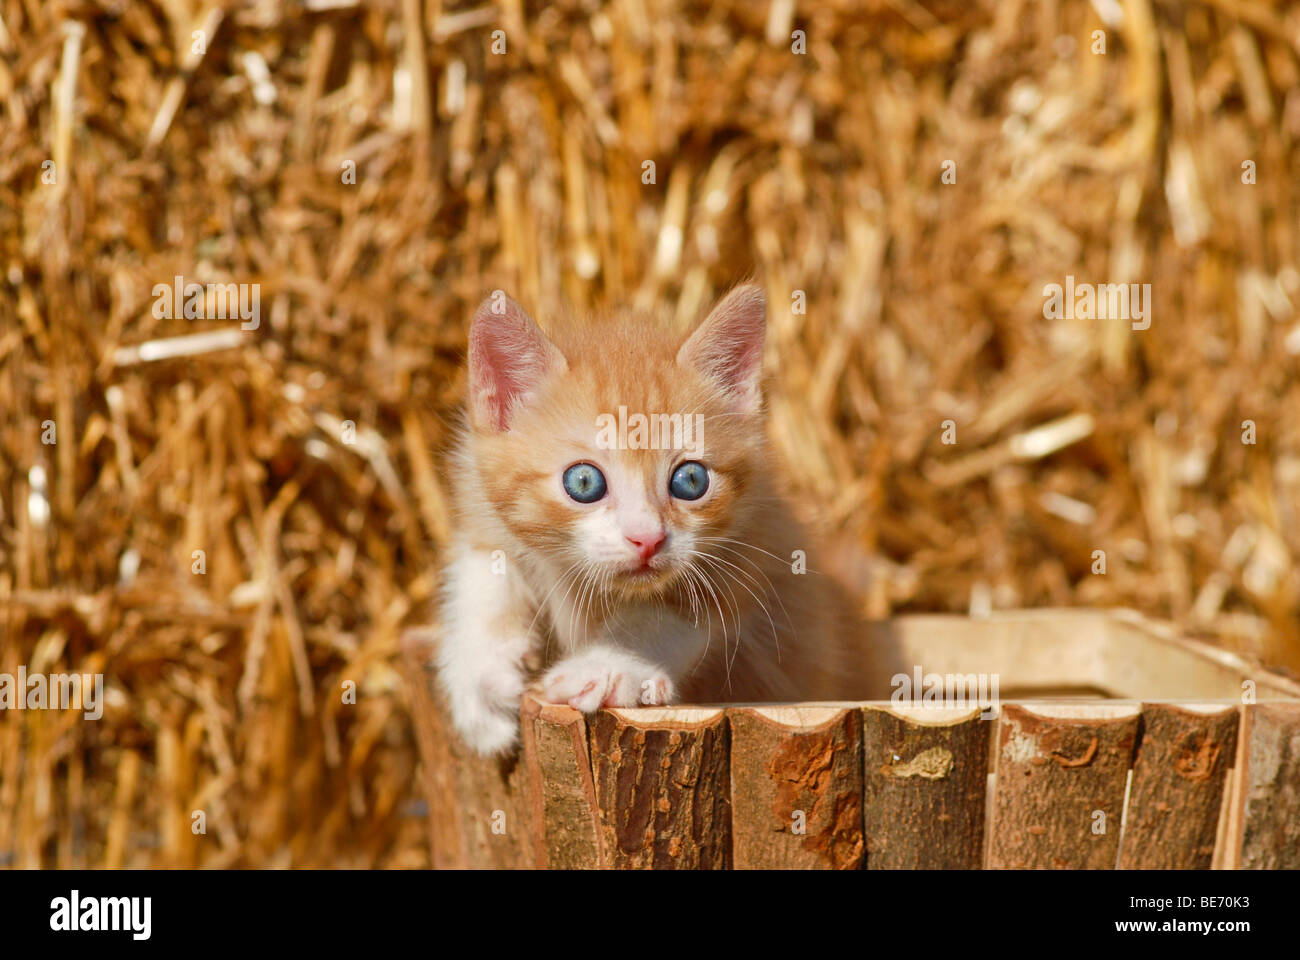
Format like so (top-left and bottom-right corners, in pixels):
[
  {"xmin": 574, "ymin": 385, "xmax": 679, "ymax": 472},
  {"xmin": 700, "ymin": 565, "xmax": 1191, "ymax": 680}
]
[{"xmin": 1, "ymin": 0, "xmax": 1298, "ymax": 867}]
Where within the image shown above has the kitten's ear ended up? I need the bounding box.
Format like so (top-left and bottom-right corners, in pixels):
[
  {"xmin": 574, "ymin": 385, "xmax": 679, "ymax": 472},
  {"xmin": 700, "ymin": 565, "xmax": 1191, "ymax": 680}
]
[
  {"xmin": 677, "ymin": 284, "xmax": 766, "ymax": 414},
  {"xmin": 467, "ymin": 293, "xmax": 566, "ymax": 432}
]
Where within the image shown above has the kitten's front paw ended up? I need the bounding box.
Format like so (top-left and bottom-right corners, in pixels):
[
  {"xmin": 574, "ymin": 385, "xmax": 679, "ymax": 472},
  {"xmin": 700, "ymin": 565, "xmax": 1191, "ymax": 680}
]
[
  {"xmin": 453, "ymin": 700, "xmax": 520, "ymax": 755},
  {"xmin": 542, "ymin": 650, "xmax": 675, "ymax": 712},
  {"xmin": 445, "ymin": 661, "xmax": 525, "ymax": 756}
]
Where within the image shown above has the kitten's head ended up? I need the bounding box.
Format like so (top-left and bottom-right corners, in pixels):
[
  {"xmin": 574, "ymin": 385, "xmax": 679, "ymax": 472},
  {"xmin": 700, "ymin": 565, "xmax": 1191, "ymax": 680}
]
[{"xmin": 465, "ymin": 285, "xmax": 770, "ymax": 597}]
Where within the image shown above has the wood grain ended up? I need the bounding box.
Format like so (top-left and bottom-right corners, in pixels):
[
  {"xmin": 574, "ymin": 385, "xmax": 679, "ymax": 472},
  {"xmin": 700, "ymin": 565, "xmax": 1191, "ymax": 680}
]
[
  {"xmin": 989, "ymin": 703, "xmax": 1139, "ymax": 869},
  {"xmin": 1238, "ymin": 702, "xmax": 1300, "ymax": 869},
  {"xmin": 862, "ymin": 706, "xmax": 988, "ymax": 869},
  {"xmin": 520, "ymin": 693, "xmax": 604, "ymax": 868},
  {"xmin": 728, "ymin": 706, "xmax": 864, "ymax": 869},
  {"xmin": 588, "ymin": 707, "xmax": 731, "ymax": 869},
  {"xmin": 1119, "ymin": 703, "xmax": 1238, "ymax": 869}
]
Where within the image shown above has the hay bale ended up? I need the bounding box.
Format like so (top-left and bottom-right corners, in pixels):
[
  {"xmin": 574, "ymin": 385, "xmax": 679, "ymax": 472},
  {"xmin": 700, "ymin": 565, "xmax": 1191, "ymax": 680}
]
[{"xmin": 0, "ymin": 0, "xmax": 1296, "ymax": 866}]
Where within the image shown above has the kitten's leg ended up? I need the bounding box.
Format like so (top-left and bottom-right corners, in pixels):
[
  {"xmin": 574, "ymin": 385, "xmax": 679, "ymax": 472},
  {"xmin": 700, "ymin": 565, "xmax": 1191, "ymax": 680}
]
[
  {"xmin": 436, "ymin": 541, "xmax": 534, "ymax": 754},
  {"xmin": 541, "ymin": 606, "xmax": 705, "ymax": 712},
  {"xmin": 542, "ymin": 645, "xmax": 676, "ymax": 711}
]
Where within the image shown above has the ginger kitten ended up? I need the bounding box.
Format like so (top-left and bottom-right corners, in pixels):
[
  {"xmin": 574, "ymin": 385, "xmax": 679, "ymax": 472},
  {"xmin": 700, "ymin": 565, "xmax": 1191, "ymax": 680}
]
[{"xmin": 437, "ymin": 284, "xmax": 863, "ymax": 754}]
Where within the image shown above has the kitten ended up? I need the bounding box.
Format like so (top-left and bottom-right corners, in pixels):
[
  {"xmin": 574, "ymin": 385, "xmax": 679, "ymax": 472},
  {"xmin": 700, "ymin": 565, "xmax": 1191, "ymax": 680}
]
[{"xmin": 437, "ymin": 284, "xmax": 864, "ymax": 755}]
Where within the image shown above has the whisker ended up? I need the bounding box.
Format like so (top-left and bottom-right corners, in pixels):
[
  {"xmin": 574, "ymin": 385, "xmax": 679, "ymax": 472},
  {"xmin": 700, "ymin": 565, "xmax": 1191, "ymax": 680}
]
[
  {"xmin": 687, "ymin": 558, "xmax": 732, "ymax": 690},
  {"xmin": 694, "ymin": 535, "xmax": 798, "ymax": 568},
  {"xmin": 531, "ymin": 558, "xmax": 586, "ymax": 662},
  {"xmin": 694, "ymin": 541, "xmax": 794, "ymax": 633},
  {"xmin": 561, "ymin": 559, "xmax": 595, "ymax": 655},
  {"xmin": 689, "ymin": 551, "xmax": 744, "ymax": 680},
  {"xmin": 576, "ymin": 560, "xmax": 601, "ymax": 650},
  {"xmin": 695, "ymin": 551, "xmax": 783, "ymax": 666},
  {"xmin": 696, "ymin": 533, "xmax": 838, "ymax": 578}
]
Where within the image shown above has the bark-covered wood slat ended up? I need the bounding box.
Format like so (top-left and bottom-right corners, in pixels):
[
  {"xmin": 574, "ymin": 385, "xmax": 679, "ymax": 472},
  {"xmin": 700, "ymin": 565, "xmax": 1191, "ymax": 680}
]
[
  {"xmin": 588, "ymin": 707, "xmax": 731, "ymax": 869},
  {"xmin": 861, "ymin": 706, "xmax": 988, "ymax": 869},
  {"xmin": 401, "ymin": 628, "xmax": 533, "ymax": 869},
  {"xmin": 1239, "ymin": 702, "xmax": 1300, "ymax": 869},
  {"xmin": 1118, "ymin": 703, "xmax": 1238, "ymax": 870},
  {"xmin": 519, "ymin": 694, "xmax": 605, "ymax": 868},
  {"xmin": 728, "ymin": 706, "xmax": 864, "ymax": 869},
  {"xmin": 989, "ymin": 703, "xmax": 1139, "ymax": 869}
]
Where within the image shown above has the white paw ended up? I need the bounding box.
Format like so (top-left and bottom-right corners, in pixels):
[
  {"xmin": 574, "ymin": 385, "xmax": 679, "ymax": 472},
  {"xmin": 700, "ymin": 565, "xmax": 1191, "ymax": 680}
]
[
  {"xmin": 444, "ymin": 660, "xmax": 525, "ymax": 756},
  {"xmin": 542, "ymin": 650, "xmax": 675, "ymax": 712}
]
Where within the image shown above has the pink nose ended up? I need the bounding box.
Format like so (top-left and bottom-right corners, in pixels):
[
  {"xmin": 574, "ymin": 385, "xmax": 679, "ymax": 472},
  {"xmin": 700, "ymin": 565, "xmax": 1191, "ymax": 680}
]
[{"xmin": 626, "ymin": 530, "xmax": 665, "ymax": 562}]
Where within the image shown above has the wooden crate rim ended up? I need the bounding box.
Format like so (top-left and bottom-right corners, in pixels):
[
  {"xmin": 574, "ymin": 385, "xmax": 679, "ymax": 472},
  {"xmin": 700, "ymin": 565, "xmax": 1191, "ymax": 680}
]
[{"xmin": 848, "ymin": 607, "xmax": 1300, "ymax": 701}]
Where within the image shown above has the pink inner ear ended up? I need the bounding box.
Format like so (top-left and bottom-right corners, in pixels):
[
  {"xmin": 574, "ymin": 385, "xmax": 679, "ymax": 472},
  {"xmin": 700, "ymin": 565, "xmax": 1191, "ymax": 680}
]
[
  {"xmin": 468, "ymin": 296, "xmax": 562, "ymax": 431},
  {"xmin": 677, "ymin": 284, "xmax": 767, "ymax": 413}
]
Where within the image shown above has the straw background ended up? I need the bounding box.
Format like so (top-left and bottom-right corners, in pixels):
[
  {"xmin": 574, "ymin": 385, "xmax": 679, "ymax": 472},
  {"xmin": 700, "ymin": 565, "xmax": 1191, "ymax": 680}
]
[{"xmin": 1, "ymin": 0, "xmax": 1298, "ymax": 867}]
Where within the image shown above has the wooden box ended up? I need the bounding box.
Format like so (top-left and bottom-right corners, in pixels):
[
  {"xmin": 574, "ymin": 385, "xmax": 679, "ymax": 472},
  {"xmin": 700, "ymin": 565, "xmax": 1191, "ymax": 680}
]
[{"xmin": 403, "ymin": 609, "xmax": 1300, "ymax": 869}]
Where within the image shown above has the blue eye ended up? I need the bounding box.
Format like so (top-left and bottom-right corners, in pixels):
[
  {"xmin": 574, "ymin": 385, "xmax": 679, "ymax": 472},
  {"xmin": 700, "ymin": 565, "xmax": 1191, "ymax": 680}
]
[
  {"xmin": 669, "ymin": 461, "xmax": 709, "ymax": 500},
  {"xmin": 563, "ymin": 463, "xmax": 607, "ymax": 503}
]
